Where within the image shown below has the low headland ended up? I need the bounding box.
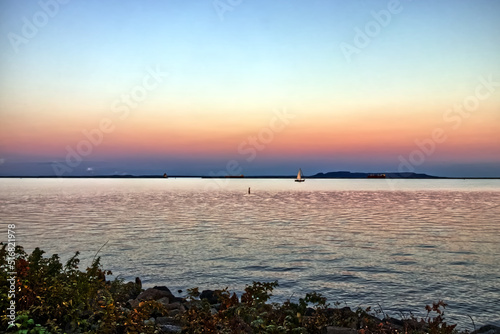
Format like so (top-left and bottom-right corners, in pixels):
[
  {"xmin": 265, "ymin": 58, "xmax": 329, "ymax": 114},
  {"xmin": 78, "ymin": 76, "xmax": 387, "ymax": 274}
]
[
  {"xmin": 2, "ymin": 170, "xmax": 500, "ymax": 179},
  {"xmin": 2, "ymin": 244, "xmax": 499, "ymax": 334},
  {"xmin": 2, "ymin": 173, "xmax": 500, "ymax": 179}
]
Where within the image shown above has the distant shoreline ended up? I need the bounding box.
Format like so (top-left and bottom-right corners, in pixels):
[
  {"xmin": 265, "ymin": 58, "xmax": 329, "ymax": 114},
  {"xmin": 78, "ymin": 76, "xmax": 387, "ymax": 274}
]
[{"xmin": 1, "ymin": 175, "xmax": 499, "ymax": 179}]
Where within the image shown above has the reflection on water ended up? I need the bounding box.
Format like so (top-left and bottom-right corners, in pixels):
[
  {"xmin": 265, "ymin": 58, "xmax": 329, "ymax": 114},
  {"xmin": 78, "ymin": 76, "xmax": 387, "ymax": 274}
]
[{"xmin": 1, "ymin": 178, "xmax": 499, "ymax": 329}]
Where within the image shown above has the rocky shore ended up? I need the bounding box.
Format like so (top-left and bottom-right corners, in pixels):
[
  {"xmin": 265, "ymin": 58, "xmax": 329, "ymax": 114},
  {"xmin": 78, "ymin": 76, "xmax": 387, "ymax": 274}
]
[
  {"xmin": 118, "ymin": 277, "xmax": 500, "ymax": 334},
  {"xmin": 0, "ymin": 242, "xmax": 500, "ymax": 334},
  {"xmin": 2, "ymin": 243, "xmax": 498, "ymax": 333}
]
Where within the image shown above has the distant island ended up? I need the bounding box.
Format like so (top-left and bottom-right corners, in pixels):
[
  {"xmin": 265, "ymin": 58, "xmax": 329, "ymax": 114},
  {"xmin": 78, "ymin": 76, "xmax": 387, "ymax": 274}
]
[
  {"xmin": 3, "ymin": 171, "xmax": 496, "ymax": 179},
  {"xmin": 207, "ymin": 171, "xmax": 443, "ymax": 179},
  {"xmin": 309, "ymin": 171, "xmax": 441, "ymax": 179}
]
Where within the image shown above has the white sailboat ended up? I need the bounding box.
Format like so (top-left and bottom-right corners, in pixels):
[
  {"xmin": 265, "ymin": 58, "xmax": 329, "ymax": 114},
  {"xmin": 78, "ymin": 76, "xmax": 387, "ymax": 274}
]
[{"xmin": 295, "ymin": 168, "xmax": 305, "ymax": 182}]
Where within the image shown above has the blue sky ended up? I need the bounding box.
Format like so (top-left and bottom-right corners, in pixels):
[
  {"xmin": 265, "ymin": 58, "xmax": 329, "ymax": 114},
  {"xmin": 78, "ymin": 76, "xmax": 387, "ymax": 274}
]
[{"xmin": 1, "ymin": 0, "xmax": 499, "ymax": 176}]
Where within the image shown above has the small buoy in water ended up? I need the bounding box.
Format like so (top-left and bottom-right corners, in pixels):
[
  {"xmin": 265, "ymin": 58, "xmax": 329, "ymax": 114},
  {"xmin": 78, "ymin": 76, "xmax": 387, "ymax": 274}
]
[{"xmin": 248, "ymin": 187, "xmax": 251, "ymax": 194}]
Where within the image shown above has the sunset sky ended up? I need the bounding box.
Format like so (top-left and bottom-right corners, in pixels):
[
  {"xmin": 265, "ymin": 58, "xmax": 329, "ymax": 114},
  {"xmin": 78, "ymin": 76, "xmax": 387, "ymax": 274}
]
[{"xmin": 1, "ymin": 0, "xmax": 499, "ymax": 177}]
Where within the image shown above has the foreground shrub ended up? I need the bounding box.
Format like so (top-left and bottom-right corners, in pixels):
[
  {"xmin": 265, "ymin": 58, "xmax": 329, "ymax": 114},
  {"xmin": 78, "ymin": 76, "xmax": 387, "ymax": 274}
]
[
  {"xmin": 177, "ymin": 283, "xmax": 459, "ymax": 334},
  {"xmin": 0, "ymin": 243, "xmax": 167, "ymax": 333},
  {"xmin": 1, "ymin": 243, "xmax": 461, "ymax": 334}
]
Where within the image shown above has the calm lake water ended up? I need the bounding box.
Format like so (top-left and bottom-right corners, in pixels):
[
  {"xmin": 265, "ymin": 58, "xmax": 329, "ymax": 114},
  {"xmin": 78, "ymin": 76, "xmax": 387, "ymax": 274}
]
[{"xmin": 1, "ymin": 178, "xmax": 499, "ymax": 329}]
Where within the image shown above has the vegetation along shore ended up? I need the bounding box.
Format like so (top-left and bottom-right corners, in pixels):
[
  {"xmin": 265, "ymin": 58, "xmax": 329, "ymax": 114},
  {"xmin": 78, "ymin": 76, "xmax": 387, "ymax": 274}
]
[{"xmin": 1, "ymin": 244, "xmax": 499, "ymax": 334}]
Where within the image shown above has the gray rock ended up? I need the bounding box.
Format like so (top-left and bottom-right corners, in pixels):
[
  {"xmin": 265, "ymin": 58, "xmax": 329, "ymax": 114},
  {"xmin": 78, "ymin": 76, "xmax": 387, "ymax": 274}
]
[
  {"xmin": 473, "ymin": 325, "xmax": 500, "ymax": 334},
  {"xmin": 169, "ymin": 309, "xmax": 180, "ymax": 317},
  {"xmin": 153, "ymin": 286, "xmax": 185, "ymax": 302},
  {"xmin": 200, "ymin": 289, "xmax": 220, "ymax": 304},
  {"xmin": 153, "ymin": 286, "xmax": 174, "ymax": 293},
  {"xmin": 388, "ymin": 317, "xmax": 404, "ymax": 327},
  {"xmin": 326, "ymin": 326, "xmax": 358, "ymax": 334},
  {"xmin": 164, "ymin": 302, "xmax": 181, "ymax": 310},
  {"xmin": 159, "ymin": 324, "xmax": 182, "ymax": 333},
  {"xmin": 156, "ymin": 315, "xmax": 182, "ymax": 333},
  {"xmin": 127, "ymin": 298, "xmax": 140, "ymax": 309},
  {"xmin": 157, "ymin": 296, "xmax": 171, "ymax": 306},
  {"xmin": 156, "ymin": 316, "xmax": 173, "ymax": 325},
  {"xmin": 137, "ymin": 288, "xmax": 174, "ymax": 301}
]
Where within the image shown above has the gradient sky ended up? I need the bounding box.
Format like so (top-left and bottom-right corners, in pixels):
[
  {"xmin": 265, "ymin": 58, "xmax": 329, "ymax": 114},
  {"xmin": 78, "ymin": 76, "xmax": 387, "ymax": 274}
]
[{"xmin": 1, "ymin": 0, "xmax": 499, "ymax": 177}]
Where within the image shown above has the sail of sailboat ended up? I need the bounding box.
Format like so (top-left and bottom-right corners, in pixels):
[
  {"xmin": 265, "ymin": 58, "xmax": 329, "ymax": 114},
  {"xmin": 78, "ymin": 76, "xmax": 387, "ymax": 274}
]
[{"xmin": 295, "ymin": 168, "xmax": 305, "ymax": 182}]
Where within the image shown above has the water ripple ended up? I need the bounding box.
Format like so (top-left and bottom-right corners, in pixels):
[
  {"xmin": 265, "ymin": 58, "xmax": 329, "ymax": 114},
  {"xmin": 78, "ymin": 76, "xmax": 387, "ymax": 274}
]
[{"xmin": 1, "ymin": 178, "xmax": 499, "ymax": 330}]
